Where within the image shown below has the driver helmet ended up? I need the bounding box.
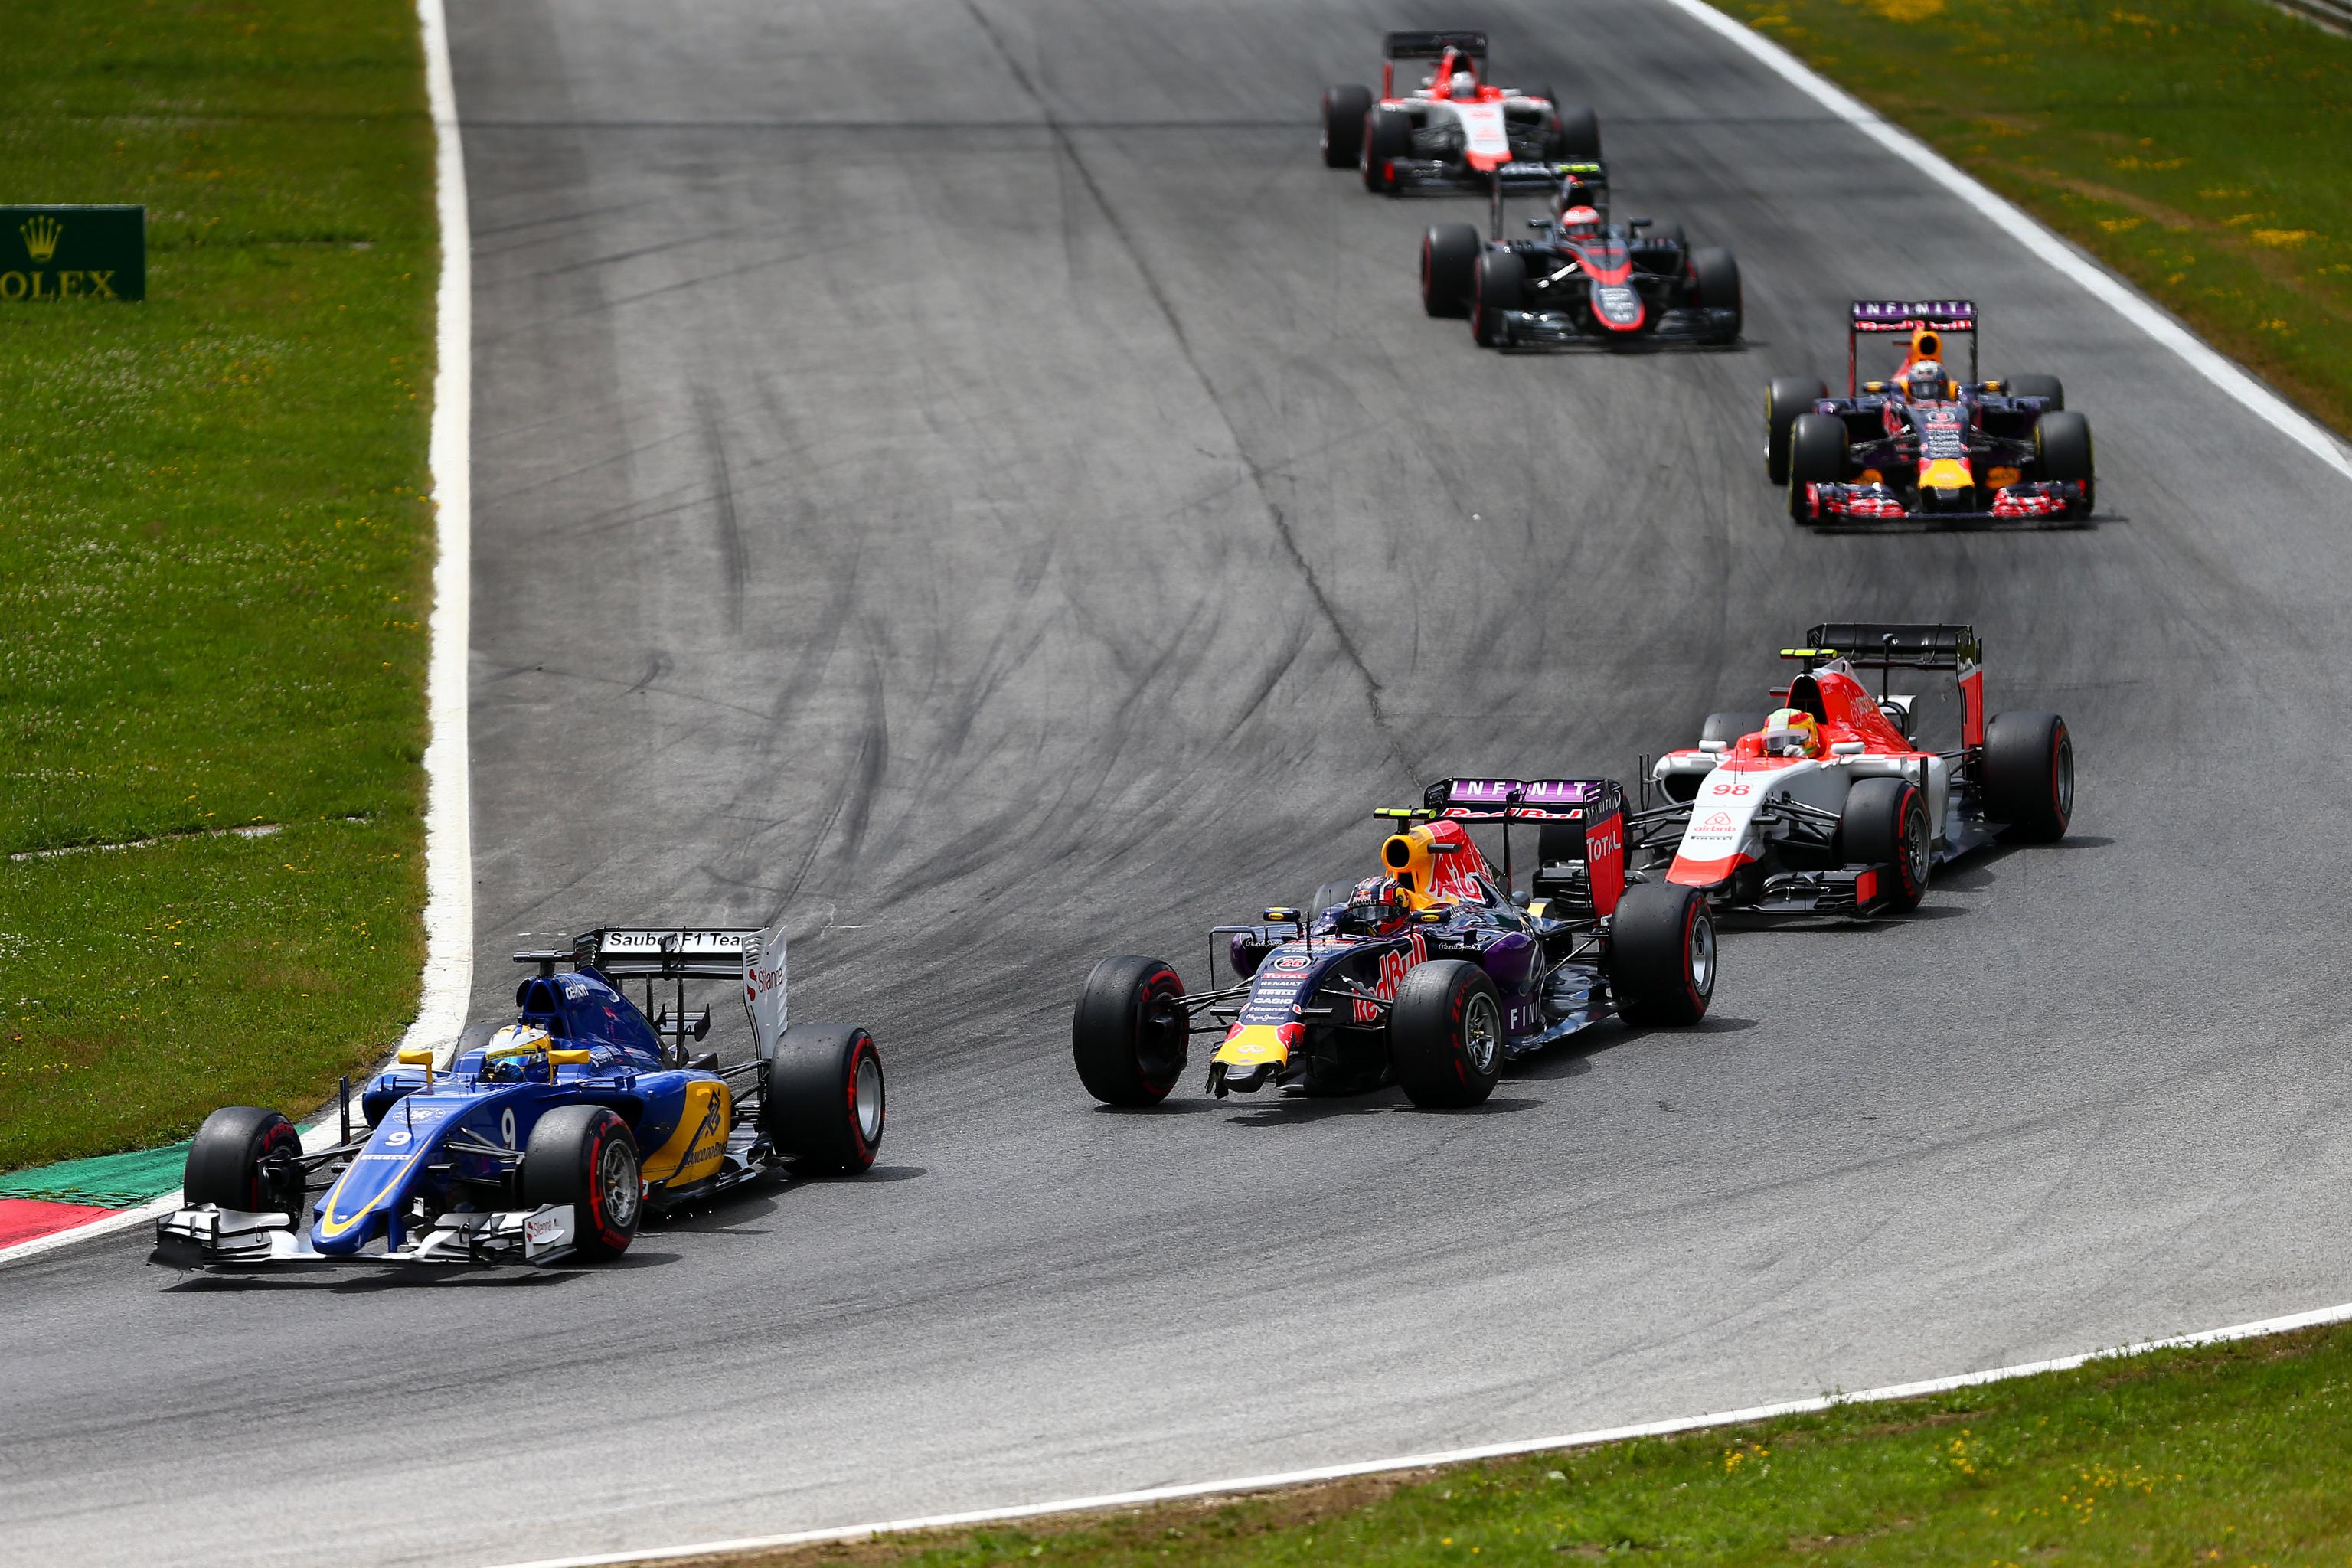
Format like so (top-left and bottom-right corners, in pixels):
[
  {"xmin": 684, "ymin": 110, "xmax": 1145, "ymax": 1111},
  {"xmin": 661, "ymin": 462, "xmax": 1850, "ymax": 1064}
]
[
  {"xmin": 1557, "ymin": 179, "xmax": 1602, "ymax": 232},
  {"xmin": 1334, "ymin": 877, "xmax": 1410, "ymax": 936},
  {"xmin": 1905, "ymin": 358, "xmax": 1947, "ymax": 402},
  {"xmin": 1762, "ymin": 707, "xmax": 1821, "ymax": 759},
  {"xmin": 1448, "ymin": 70, "xmax": 1479, "ymax": 99}
]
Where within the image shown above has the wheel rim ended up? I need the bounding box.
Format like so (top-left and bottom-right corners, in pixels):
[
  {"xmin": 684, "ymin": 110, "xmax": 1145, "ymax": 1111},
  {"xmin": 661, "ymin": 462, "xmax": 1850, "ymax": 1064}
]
[
  {"xmin": 1904, "ymin": 803, "xmax": 1931, "ymax": 886},
  {"xmin": 1687, "ymin": 910, "xmax": 1717, "ymax": 999},
  {"xmin": 597, "ymin": 1136, "xmax": 639, "ymax": 1230},
  {"xmin": 2053, "ymin": 733, "xmax": 2076, "ymax": 819},
  {"xmin": 1461, "ymin": 992, "xmax": 1501, "ymax": 1075},
  {"xmin": 1135, "ymin": 978, "xmax": 1187, "ymax": 1086},
  {"xmin": 853, "ymin": 1050, "xmax": 884, "ymax": 1142}
]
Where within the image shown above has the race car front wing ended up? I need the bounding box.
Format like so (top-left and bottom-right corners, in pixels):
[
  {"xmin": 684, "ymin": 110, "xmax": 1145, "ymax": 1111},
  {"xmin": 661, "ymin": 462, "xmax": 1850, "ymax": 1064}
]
[
  {"xmin": 1800, "ymin": 478, "xmax": 2088, "ymax": 523},
  {"xmin": 1491, "ymin": 304, "xmax": 1740, "ymax": 348},
  {"xmin": 150, "ymin": 1201, "xmax": 584, "ymax": 1271}
]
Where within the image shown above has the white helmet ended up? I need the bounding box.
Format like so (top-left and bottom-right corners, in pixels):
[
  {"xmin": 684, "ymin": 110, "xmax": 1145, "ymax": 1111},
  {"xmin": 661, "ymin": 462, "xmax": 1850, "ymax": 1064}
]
[
  {"xmin": 1906, "ymin": 358, "xmax": 1946, "ymax": 401},
  {"xmin": 1449, "ymin": 70, "xmax": 1478, "ymax": 99}
]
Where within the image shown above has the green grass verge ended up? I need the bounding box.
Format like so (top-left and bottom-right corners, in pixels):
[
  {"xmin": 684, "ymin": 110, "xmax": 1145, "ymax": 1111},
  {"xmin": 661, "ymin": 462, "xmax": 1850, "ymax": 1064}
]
[
  {"xmin": 0, "ymin": 2, "xmax": 435, "ymax": 1170},
  {"xmin": 729, "ymin": 1325, "xmax": 2352, "ymax": 1566},
  {"xmin": 1704, "ymin": 0, "xmax": 2352, "ymax": 435}
]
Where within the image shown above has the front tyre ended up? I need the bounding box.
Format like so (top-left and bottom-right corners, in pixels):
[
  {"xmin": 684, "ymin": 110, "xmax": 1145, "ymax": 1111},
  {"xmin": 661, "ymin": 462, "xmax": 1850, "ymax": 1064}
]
[
  {"xmin": 1551, "ymin": 104, "xmax": 1602, "ymax": 158},
  {"xmin": 1361, "ymin": 108, "xmax": 1413, "ymax": 194},
  {"xmin": 1608, "ymin": 882, "xmax": 1715, "ymax": 1027},
  {"xmin": 1073, "ymin": 956, "xmax": 1188, "ymax": 1106},
  {"xmin": 1321, "ymin": 83, "xmax": 1371, "ymax": 168},
  {"xmin": 521, "ymin": 1105, "xmax": 640, "ymax": 1261},
  {"xmin": 1687, "ymin": 246, "xmax": 1740, "ymax": 341},
  {"xmin": 1982, "ymin": 711, "xmax": 2074, "ymax": 842},
  {"xmin": 1765, "ymin": 377, "xmax": 1828, "ymax": 484},
  {"xmin": 1843, "ymin": 776, "xmax": 1931, "ymax": 912},
  {"xmin": 1786, "ymin": 411, "xmax": 1846, "ymax": 524},
  {"xmin": 763, "ymin": 1024, "xmax": 885, "ymax": 1173},
  {"xmin": 1422, "ymin": 224, "xmax": 1481, "ymax": 318},
  {"xmin": 184, "ymin": 1106, "xmax": 305, "ymax": 1223},
  {"xmin": 1389, "ymin": 960, "xmax": 1503, "ymax": 1109},
  {"xmin": 2036, "ymin": 410, "xmax": 2095, "ymax": 516},
  {"xmin": 1472, "ymin": 249, "xmax": 1524, "ymax": 348}
]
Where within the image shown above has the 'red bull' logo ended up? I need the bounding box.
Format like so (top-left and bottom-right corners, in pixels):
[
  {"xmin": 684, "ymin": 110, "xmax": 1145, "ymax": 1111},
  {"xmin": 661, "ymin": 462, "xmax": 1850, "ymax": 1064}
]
[{"xmin": 1357, "ymin": 933, "xmax": 1429, "ymax": 1024}]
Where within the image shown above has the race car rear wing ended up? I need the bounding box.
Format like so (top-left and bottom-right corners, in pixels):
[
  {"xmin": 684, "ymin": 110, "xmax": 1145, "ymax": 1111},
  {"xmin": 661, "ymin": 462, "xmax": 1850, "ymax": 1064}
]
[
  {"xmin": 1397, "ymin": 777, "xmax": 1625, "ymax": 822},
  {"xmin": 1383, "ymin": 30, "xmax": 1488, "ymax": 60},
  {"xmin": 511, "ymin": 925, "xmax": 787, "ymax": 1060},
  {"xmin": 1788, "ymin": 623, "xmax": 1981, "ymax": 672},
  {"xmin": 1848, "ymin": 298, "xmax": 1978, "ymax": 394}
]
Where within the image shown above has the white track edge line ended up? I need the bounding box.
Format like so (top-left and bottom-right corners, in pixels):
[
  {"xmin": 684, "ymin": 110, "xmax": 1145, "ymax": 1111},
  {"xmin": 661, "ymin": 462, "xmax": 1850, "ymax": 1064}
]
[
  {"xmin": 486, "ymin": 1298, "xmax": 2352, "ymax": 1568},
  {"xmin": 1656, "ymin": 0, "xmax": 2352, "ymax": 482},
  {"xmin": 0, "ymin": 0, "xmax": 472, "ymax": 1271}
]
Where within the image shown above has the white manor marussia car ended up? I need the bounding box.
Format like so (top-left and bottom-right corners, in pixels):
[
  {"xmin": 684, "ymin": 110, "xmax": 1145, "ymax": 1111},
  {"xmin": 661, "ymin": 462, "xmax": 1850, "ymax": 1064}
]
[
  {"xmin": 1319, "ymin": 31, "xmax": 1601, "ymax": 197},
  {"xmin": 1627, "ymin": 623, "xmax": 2074, "ymax": 916}
]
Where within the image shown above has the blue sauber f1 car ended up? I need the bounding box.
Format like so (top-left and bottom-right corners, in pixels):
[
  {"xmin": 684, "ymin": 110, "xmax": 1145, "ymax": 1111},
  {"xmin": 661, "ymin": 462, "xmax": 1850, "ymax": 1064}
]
[
  {"xmin": 151, "ymin": 924, "xmax": 884, "ymax": 1272},
  {"xmin": 1072, "ymin": 779, "xmax": 1720, "ymax": 1111}
]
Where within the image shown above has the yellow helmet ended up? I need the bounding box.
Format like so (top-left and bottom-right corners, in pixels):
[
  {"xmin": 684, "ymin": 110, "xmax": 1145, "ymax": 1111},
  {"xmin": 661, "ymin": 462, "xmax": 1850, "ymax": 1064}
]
[{"xmin": 1762, "ymin": 707, "xmax": 1821, "ymax": 758}]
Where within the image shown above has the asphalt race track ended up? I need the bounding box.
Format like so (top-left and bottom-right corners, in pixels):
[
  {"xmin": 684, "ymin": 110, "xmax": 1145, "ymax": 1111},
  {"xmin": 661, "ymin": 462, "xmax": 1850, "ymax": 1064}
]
[{"xmin": 6, "ymin": 2, "xmax": 2352, "ymax": 1564}]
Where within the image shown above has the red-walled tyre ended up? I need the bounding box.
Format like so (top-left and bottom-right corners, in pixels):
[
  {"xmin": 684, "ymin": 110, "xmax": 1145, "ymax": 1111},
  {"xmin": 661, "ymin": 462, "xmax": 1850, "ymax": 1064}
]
[
  {"xmin": 1608, "ymin": 881, "xmax": 1716, "ymax": 1026},
  {"xmin": 1390, "ymin": 960, "xmax": 1502, "ymax": 1109},
  {"xmin": 1983, "ymin": 711, "xmax": 2074, "ymax": 842},
  {"xmin": 522, "ymin": 1106, "xmax": 641, "ymax": 1261},
  {"xmin": 183, "ymin": 1106, "xmax": 305, "ymax": 1223},
  {"xmin": 763, "ymin": 1024, "xmax": 885, "ymax": 1173},
  {"xmin": 1073, "ymin": 956, "xmax": 1188, "ymax": 1106},
  {"xmin": 1844, "ymin": 777, "xmax": 1932, "ymax": 912}
]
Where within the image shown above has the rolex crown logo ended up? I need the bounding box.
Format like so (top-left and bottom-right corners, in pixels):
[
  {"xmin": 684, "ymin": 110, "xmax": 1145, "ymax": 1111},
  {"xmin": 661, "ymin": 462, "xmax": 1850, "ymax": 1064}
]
[{"xmin": 20, "ymin": 215, "xmax": 61, "ymax": 263}]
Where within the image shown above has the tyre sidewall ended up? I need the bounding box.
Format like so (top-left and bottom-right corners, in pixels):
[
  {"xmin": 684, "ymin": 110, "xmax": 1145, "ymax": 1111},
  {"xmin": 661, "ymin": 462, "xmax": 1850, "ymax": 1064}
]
[{"xmin": 1389, "ymin": 961, "xmax": 1502, "ymax": 1108}]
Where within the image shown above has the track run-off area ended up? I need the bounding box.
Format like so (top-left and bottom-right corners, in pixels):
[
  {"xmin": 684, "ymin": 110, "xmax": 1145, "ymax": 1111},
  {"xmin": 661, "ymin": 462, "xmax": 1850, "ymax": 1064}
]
[{"xmin": 5, "ymin": 2, "xmax": 2352, "ymax": 1564}]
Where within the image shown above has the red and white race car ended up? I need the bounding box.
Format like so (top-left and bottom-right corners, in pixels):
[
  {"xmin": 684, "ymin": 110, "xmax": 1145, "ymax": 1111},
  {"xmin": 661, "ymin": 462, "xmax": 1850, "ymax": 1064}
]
[
  {"xmin": 1629, "ymin": 624, "xmax": 2073, "ymax": 915},
  {"xmin": 1320, "ymin": 31, "xmax": 1599, "ymax": 196}
]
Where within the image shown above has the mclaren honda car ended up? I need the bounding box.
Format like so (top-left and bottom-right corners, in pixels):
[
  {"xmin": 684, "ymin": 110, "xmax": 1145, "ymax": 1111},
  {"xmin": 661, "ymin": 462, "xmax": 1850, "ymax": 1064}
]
[
  {"xmin": 1321, "ymin": 31, "xmax": 1599, "ymax": 197},
  {"xmin": 1072, "ymin": 777, "xmax": 1717, "ymax": 1112},
  {"xmin": 1629, "ymin": 624, "xmax": 2074, "ymax": 917},
  {"xmin": 151, "ymin": 920, "xmax": 885, "ymax": 1272}
]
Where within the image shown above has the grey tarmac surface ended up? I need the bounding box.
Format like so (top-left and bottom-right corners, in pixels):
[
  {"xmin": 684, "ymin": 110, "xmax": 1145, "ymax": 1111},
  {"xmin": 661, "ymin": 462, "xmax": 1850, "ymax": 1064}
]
[{"xmin": 6, "ymin": 2, "xmax": 2352, "ymax": 1564}]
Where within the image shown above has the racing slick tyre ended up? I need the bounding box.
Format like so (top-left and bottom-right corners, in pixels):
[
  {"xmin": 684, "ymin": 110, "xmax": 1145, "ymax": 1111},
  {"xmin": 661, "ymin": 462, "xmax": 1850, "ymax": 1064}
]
[
  {"xmin": 1321, "ymin": 83, "xmax": 1371, "ymax": 168},
  {"xmin": 763, "ymin": 1024, "xmax": 885, "ymax": 1173},
  {"xmin": 184, "ymin": 1106, "xmax": 305, "ymax": 1223},
  {"xmin": 1765, "ymin": 377, "xmax": 1828, "ymax": 485},
  {"xmin": 1073, "ymin": 956, "xmax": 1188, "ymax": 1107},
  {"xmin": 1550, "ymin": 103, "xmax": 1602, "ymax": 159},
  {"xmin": 1471, "ymin": 249, "xmax": 1524, "ymax": 348},
  {"xmin": 1842, "ymin": 777, "xmax": 1932, "ymax": 913},
  {"xmin": 1422, "ymin": 223, "xmax": 1481, "ymax": 318},
  {"xmin": 521, "ymin": 1105, "xmax": 640, "ymax": 1262},
  {"xmin": 1981, "ymin": 710, "xmax": 2074, "ymax": 842},
  {"xmin": 2035, "ymin": 410, "xmax": 2096, "ymax": 517},
  {"xmin": 2005, "ymin": 372, "xmax": 2065, "ymax": 410},
  {"xmin": 1786, "ymin": 411, "xmax": 1846, "ymax": 523},
  {"xmin": 1689, "ymin": 246, "xmax": 1741, "ymax": 342},
  {"xmin": 1607, "ymin": 881, "xmax": 1716, "ymax": 1027},
  {"xmin": 1308, "ymin": 879, "xmax": 1361, "ymax": 923},
  {"xmin": 1389, "ymin": 960, "xmax": 1503, "ymax": 1109},
  {"xmin": 1361, "ymin": 107, "xmax": 1413, "ymax": 194}
]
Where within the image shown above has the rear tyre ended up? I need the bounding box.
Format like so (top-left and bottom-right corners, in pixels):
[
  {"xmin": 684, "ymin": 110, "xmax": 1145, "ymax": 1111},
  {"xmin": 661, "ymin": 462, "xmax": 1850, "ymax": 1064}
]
[
  {"xmin": 184, "ymin": 1106, "xmax": 305, "ymax": 1223},
  {"xmin": 2036, "ymin": 410, "xmax": 2096, "ymax": 515},
  {"xmin": 1421, "ymin": 224, "xmax": 1481, "ymax": 318},
  {"xmin": 763, "ymin": 1024, "xmax": 885, "ymax": 1173},
  {"xmin": 2006, "ymin": 372, "xmax": 2064, "ymax": 409},
  {"xmin": 1551, "ymin": 104, "xmax": 1602, "ymax": 158},
  {"xmin": 1702, "ymin": 710, "xmax": 1769, "ymax": 746},
  {"xmin": 1843, "ymin": 777, "xmax": 1931, "ymax": 912},
  {"xmin": 1472, "ymin": 249, "xmax": 1524, "ymax": 347},
  {"xmin": 1766, "ymin": 376, "xmax": 1828, "ymax": 484},
  {"xmin": 1688, "ymin": 246, "xmax": 1741, "ymax": 341},
  {"xmin": 521, "ymin": 1105, "xmax": 640, "ymax": 1261},
  {"xmin": 1072, "ymin": 956, "xmax": 1188, "ymax": 1106},
  {"xmin": 1981, "ymin": 711, "xmax": 2074, "ymax": 842},
  {"xmin": 1786, "ymin": 411, "xmax": 1846, "ymax": 523},
  {"xmin": 1607, "ymin": 881, "xmax": 1716, "ymax": 1027},
  {"xmin": 1389, "ymin": 960, "xmax": 1503, "ymax": 1109},
  {"xmin": 1321, "ymin": 83, "xmax": 1371, "ymax": 168},
  {"xmin": 1361, "ymin": 107, "xmax": 1413, "ymax": 193}
]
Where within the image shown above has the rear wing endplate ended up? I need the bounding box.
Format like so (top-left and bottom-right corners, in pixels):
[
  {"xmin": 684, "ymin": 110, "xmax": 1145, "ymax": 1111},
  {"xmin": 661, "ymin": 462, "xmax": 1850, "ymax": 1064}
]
[{"xmin": 1847, "ymin": 298, "xmax": 1978, "ymax": 393}]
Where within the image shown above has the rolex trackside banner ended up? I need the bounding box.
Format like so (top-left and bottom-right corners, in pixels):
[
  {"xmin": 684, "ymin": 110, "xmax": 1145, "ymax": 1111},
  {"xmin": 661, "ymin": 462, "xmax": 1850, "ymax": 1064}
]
[{"xmin": 0, "ymin": 205, "xmax": 145, "ymax": 302}]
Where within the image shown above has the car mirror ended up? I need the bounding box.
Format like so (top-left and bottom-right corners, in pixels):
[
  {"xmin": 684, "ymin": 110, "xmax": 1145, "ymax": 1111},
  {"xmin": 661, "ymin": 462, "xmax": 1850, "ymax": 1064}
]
[
  {"xmin": 1527, "ymin": 217, "xmax": 1550, "ymax": 229},
  {"xmin": 1698, "ymin": 740, "xmax": 1728, "ymax": 754},
  {"xmin": 1511, "ymin": 890, "xmax": 1532, "ymax": 908},
  {"xmin": 1831, "ymin": 740, "xmax": 1866, "ymax": 756},
  {"xmin": 1628, "ymin": 217, "xmax": 1653, "ymax": 230}
]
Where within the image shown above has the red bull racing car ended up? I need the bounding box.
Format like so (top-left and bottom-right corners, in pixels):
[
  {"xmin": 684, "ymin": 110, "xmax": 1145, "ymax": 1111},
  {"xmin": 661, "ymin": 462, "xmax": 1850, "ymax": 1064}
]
[
  {"xmin": 1071, "ymin": 779, "xmax": 1717, "ymax": 1112},
  {"xmin": 1631, "ymin": 624, "xmax": 2074, "ymax": 916},
  {"xmin": 1320, "ymin": 31, "xmax": 1600, "ymax": 196},
  {"xmin": 1765, "ymin": 301, "xmax": 2094, "ymax": 524},
  {"xmin": 1420, "ymin": 162, "xmax": 1741, "ymax": 348}
]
